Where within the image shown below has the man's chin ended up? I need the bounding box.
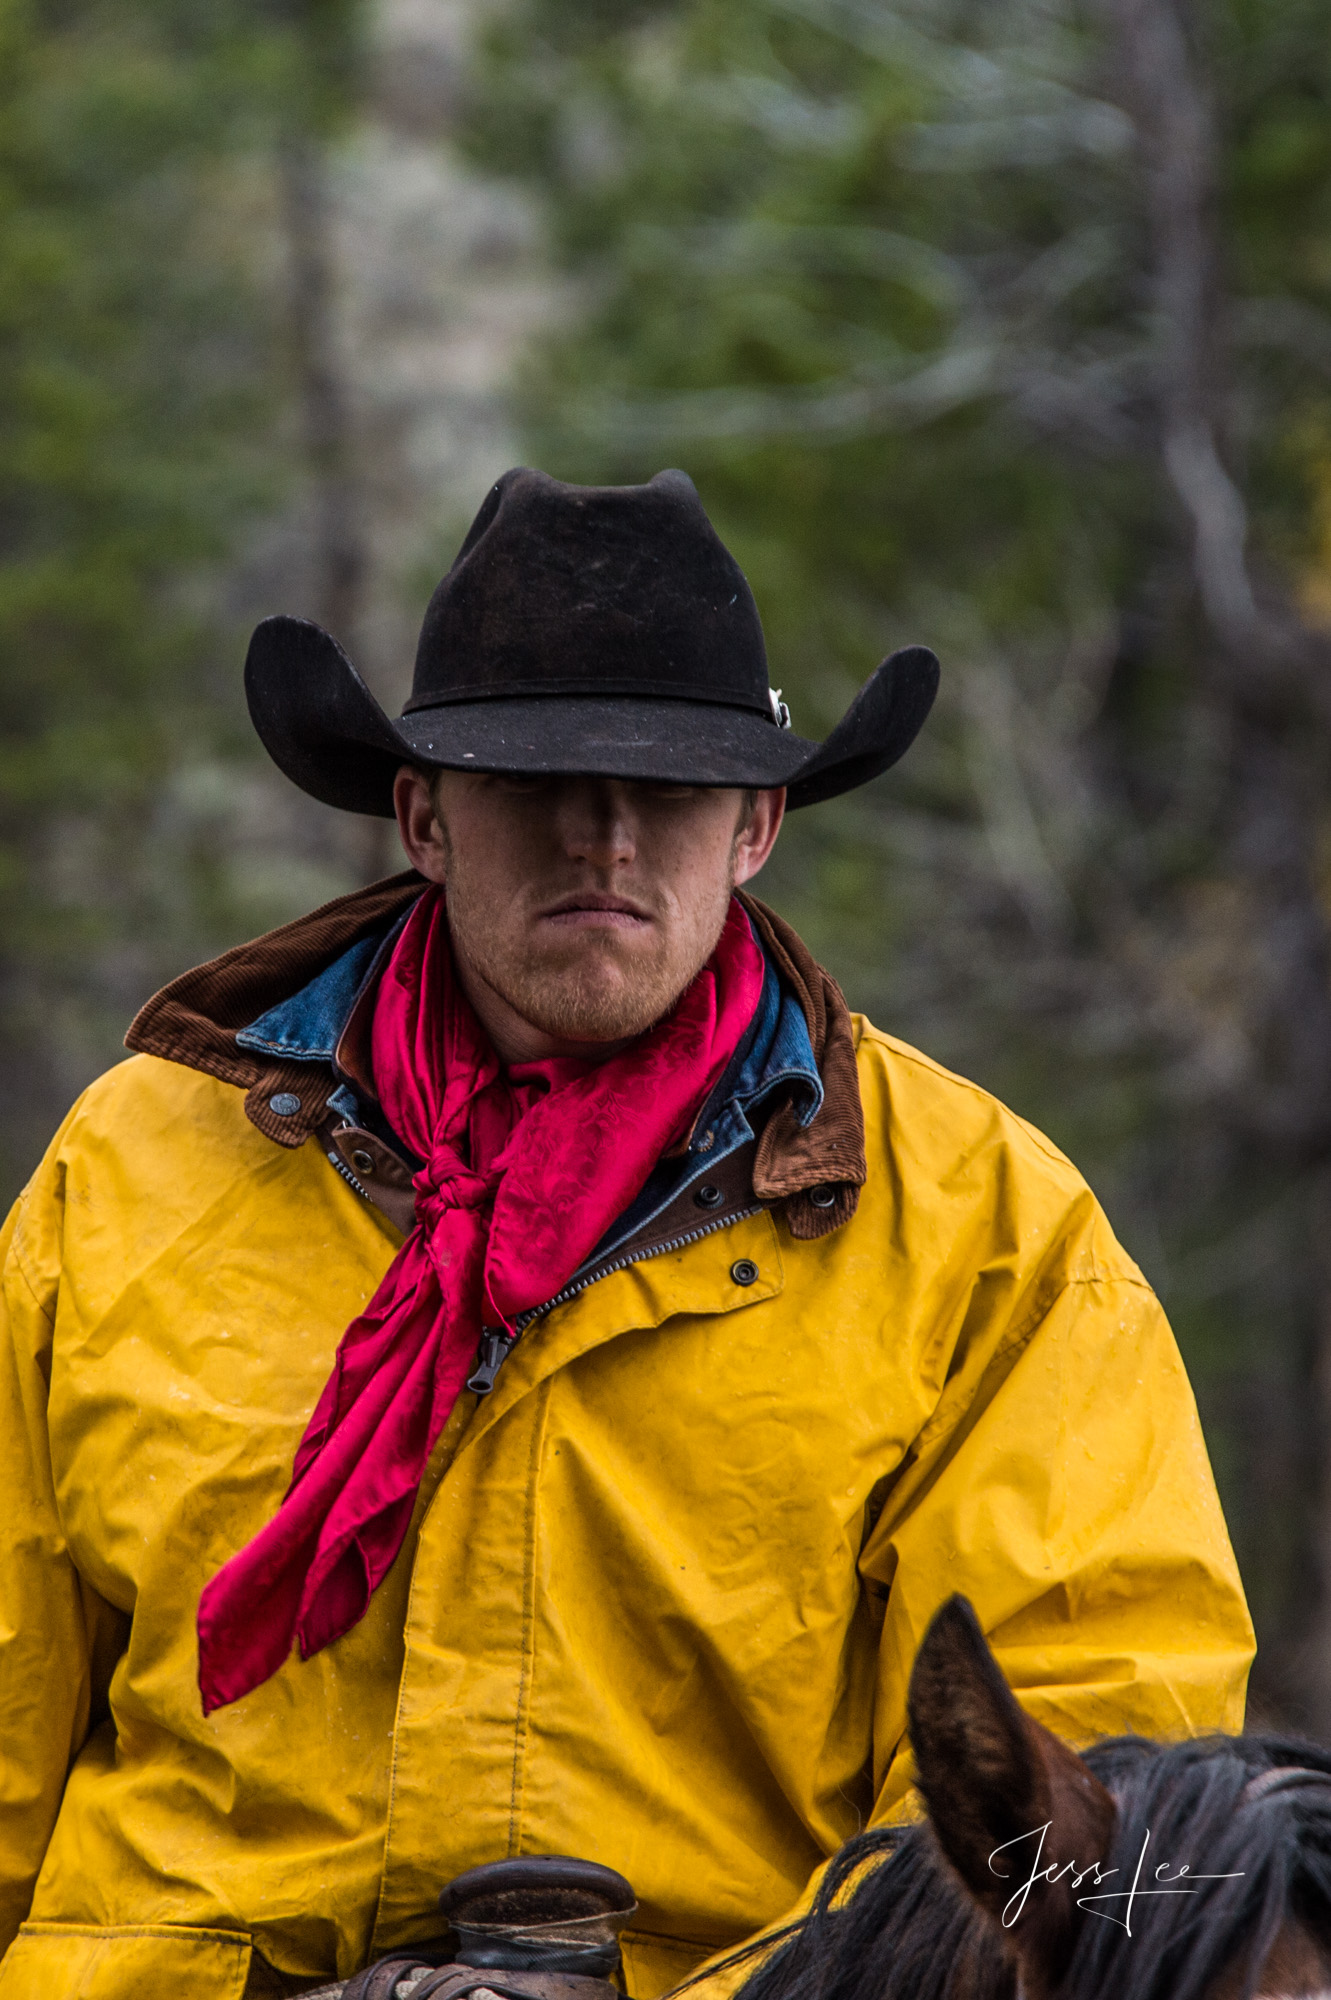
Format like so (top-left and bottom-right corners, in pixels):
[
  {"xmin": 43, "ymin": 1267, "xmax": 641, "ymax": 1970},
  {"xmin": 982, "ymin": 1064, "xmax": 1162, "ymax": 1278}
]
[
  {"xmin": 511, "ymin": 988, "xmax": 674, "ymax": 1046},
  {"xmin": 501, "ymin": 960, "xmax": 684, "ymax": 1046}
]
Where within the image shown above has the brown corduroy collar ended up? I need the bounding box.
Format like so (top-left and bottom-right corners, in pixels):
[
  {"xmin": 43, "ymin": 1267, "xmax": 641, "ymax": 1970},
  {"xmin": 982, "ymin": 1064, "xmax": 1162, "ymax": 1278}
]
[{"xmin": 125, "ymin": 876, "xmax": 866, "ymax": 1241}]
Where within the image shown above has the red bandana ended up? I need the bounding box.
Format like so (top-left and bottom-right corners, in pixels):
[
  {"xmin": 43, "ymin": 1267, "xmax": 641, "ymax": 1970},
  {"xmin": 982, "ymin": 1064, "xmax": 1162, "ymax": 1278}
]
[{"xmin": 197, "ymin": 888, "xmax": 764, "ymax": 1712}]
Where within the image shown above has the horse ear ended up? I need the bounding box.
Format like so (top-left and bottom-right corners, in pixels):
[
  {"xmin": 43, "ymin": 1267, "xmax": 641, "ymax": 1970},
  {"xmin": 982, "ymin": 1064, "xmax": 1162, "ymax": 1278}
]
[{"xmin": 907, "ymin": 1596, "xmax": 1116, "ymax": 1998}]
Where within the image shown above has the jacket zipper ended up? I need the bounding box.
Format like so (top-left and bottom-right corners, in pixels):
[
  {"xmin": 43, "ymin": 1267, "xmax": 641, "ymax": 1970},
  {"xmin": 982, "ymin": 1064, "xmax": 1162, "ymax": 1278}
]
[
  {"xmin": 325, "ymin": 1148, "xmax": 373, "ymax": 1203},
  {"xmin": 465, "ymin": 1204, "xmax": 764, "ymax": 1395},
  {"xmin": 323, "ymin": 1139, "xmax": 762, "ymax": 1398}
]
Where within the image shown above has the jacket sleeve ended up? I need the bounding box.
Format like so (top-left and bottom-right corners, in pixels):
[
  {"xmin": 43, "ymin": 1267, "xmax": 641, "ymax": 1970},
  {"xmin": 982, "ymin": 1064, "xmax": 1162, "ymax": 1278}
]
[
  {"xmin": 0, "ymin": 1161, "xmax": 128, "ymax": 1956},
  {"xmin": 683, "ymin": 1259, "xmax": 1254, "ymax": 1998},
  {"xmin": 860, "ymin": 1265, "xmax": 1253, "ymax": 1820}
]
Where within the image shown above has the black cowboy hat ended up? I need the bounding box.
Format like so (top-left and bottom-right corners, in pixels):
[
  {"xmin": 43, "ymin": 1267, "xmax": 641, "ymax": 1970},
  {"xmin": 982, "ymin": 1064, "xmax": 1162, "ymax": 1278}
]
[{"xmin": 245, "ymin": 467, "xmax": 939, "ymax": 813}]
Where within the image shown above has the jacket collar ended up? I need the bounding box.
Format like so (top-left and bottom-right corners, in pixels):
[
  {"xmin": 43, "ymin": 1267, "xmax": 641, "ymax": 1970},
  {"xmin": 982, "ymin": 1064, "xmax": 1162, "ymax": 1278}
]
[{"xmin": 126, "ymin": 876, "xmax": 866, "ymax": 1240}]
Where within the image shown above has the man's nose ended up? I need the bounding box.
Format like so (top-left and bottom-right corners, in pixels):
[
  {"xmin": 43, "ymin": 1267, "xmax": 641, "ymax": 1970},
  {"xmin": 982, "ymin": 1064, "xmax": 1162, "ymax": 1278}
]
[{"xmin": 556, "ymin": 780, "xmax": 637, "ymax": 866}]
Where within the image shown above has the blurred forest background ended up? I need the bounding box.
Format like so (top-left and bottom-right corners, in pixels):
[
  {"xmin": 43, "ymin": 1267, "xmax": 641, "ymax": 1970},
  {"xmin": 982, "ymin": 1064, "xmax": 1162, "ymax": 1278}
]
[{"xmin": 3, "ymin": 0, "xmax": 1331, "ymax": 1729}]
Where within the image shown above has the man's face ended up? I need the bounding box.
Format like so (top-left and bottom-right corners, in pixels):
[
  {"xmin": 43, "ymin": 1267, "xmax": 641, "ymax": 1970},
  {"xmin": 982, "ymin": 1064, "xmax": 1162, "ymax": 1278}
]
[{"xmin": 394, "ymin": 767, "xmax": 784, "ymax": 1053}]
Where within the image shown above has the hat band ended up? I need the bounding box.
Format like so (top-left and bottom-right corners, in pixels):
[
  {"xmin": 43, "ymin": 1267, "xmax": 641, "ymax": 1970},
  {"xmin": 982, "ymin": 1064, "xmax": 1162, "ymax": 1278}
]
[{"xmin": 402, "ymin": 680, "xmax": 778, "ymax": 720}]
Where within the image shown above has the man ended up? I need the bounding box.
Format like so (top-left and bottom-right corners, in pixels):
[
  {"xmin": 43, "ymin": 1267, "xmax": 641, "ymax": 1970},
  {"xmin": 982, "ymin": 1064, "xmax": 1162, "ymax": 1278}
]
[{"xmin": 0, "ymin": 469, "xmax": 1252, "ymax": 2000}]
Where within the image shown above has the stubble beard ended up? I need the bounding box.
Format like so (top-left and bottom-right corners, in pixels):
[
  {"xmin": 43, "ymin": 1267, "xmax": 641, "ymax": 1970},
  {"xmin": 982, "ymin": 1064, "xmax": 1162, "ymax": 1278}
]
[{"xmin": 438, "ymin": 837, "xmax": 740, "ymax": 1045}]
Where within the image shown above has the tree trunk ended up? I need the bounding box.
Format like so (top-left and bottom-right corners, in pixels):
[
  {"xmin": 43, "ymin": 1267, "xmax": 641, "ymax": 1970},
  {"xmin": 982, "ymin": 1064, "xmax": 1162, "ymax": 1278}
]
[{"xmin": 280, "ymin": 133, "xmax": 395, "ymax": 882}]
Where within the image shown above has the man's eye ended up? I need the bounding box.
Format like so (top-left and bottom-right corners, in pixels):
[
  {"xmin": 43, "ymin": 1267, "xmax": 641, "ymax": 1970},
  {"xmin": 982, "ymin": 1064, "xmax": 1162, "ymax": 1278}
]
[{"xmin": 491, "ymin": 773, "xmax": 552, "ymax": 793}]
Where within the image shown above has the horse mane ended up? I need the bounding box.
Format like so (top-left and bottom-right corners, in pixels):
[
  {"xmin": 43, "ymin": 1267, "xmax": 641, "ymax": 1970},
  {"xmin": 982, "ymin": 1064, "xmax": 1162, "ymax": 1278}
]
[{"xmin": 706, "ymin": 1732, "xmax": 1331, "ymax": 2000}]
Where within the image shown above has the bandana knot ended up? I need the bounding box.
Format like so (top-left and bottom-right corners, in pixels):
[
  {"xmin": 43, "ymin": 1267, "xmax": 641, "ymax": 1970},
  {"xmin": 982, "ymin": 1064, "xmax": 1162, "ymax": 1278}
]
[{"xmin": 417, "ymin": 1153, "xmax": 495, "ymax": 1230}]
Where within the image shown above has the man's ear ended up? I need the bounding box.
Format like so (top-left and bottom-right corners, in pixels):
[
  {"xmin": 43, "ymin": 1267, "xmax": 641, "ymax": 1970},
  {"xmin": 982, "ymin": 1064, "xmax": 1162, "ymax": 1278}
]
[
  {"xmin": 732, "ymin": 787, "xmax": 784, "ymax": 885},
  {"xmin": 393, "ymin": 765, "xmax": 448, "ymax": 884},
  {"xmin": 907, "ymin": 1596, "xmax": 1116, "ymax": 1999}
]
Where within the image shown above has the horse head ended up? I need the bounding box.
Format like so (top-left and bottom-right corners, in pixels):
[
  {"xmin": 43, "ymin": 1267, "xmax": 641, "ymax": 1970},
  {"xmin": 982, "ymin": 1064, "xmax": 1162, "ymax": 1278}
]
[
  {"xmin": 910, "ymin": 1593, "xmax": 1331, "ymax": 2000},
  {"xmin": 722, "ymin": 1594, "xmax": 1331, "ymax": 2000}
]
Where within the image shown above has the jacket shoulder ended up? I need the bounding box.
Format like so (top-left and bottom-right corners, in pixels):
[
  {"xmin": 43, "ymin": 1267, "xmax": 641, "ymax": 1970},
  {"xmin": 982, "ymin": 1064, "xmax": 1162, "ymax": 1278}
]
[
  {"xmin": 8, "ymin": 1058, "xmax": 275, "ymax": 1314},
  {"xmin": 849, "ymin": 1015, "xmax": 1142, "ymax": 1288},
  {"xmin": 60, "ymin": 1052, "xmax": 263, "ymax": 1155}
]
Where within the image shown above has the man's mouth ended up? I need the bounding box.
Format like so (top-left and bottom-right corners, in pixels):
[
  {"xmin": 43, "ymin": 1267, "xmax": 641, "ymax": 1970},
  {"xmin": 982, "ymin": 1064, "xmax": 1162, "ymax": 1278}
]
[{"xmin": 536, "ymin": 892, "xmax": 654, "ymax": 932}]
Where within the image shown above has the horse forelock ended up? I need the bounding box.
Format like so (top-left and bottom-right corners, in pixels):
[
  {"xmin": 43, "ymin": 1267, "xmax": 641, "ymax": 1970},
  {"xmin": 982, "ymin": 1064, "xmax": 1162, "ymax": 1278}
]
[{"xmin": 1068, "ymin": 1733, "xmax": 1331, "ymax": 2000}]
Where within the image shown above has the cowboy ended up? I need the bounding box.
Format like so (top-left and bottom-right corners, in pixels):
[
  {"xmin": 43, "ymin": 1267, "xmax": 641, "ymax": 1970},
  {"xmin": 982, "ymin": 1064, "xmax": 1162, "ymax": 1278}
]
[{"xmin": 0, "ymin": 471, "xmax": 1252, "ymax": 2000}]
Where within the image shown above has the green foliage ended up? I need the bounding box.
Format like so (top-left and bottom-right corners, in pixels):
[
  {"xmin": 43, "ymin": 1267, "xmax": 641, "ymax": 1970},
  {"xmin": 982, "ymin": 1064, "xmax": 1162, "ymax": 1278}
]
[{"xmin": 0, "ymin": 0, "xmax": 369, "ymax": 1189}]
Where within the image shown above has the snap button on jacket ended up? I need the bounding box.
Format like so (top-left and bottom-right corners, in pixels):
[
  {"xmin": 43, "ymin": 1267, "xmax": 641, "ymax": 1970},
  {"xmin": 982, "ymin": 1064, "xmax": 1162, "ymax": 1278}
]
[{"xmin": 0, "ymin": 1021, "xmax": 1253, "ymax": 1999}]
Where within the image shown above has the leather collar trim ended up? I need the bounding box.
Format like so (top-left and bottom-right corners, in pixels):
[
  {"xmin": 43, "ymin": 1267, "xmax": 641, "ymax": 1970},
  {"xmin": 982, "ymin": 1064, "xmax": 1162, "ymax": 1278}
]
[{"xmin": 126, "ymin": 873, "xmax": 426, "ymax": 1150}]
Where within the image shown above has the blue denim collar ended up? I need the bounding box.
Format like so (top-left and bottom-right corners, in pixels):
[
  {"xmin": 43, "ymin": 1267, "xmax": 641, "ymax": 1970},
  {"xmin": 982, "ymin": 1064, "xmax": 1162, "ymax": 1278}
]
[
  {"xmin": 235, "ymin": 900, "xmax": 822, "ymax": 1250},
  {"xmin": 236, "ymin": 911, "xmax": 412, "ymax": 1067}
]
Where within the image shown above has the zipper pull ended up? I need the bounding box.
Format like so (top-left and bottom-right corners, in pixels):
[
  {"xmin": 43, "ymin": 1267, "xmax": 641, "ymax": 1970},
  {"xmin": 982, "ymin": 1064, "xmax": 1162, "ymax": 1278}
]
[{"xmin": 468, "ymin": 1327, "xmax": 514, "ymax": 1396}]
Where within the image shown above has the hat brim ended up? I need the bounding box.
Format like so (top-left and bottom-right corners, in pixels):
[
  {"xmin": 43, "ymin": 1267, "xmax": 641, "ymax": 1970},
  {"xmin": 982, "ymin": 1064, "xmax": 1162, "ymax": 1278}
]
[{"xmin": 244, "ymin": 616, "xmax": 939, "ymax": 816}]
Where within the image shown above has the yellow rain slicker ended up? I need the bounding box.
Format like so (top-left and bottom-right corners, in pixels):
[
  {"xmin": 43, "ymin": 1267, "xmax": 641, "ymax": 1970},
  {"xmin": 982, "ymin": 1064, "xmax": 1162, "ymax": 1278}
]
[{"xmin": 0, "ymin": 1024, "xmax": 1252, "ymax": 1998}]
